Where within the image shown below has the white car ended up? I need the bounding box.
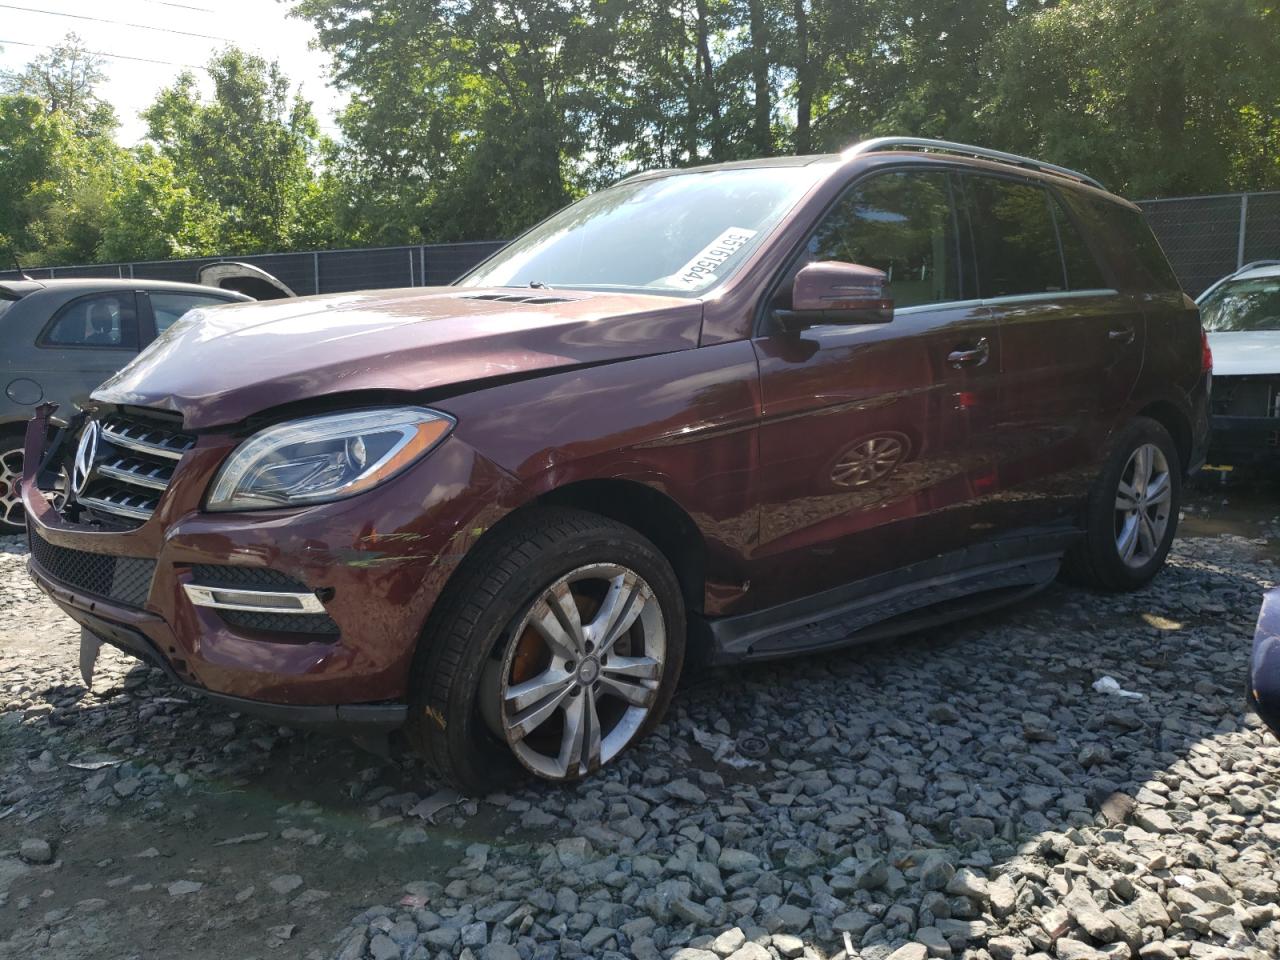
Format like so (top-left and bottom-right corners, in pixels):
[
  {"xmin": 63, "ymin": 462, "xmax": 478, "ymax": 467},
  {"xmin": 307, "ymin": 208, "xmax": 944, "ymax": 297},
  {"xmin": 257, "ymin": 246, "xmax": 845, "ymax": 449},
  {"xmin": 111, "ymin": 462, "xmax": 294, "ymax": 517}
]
[{"xmin": 1197, "ymin": 260, "xmax": 1280, "ymax": 467}]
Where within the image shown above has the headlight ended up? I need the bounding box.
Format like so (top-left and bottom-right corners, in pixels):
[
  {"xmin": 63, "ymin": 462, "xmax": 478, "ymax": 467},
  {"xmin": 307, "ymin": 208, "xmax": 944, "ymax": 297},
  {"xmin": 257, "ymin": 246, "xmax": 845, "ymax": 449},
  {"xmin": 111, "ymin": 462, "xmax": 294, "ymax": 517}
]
[{"xmin": 207, "ymin": 407, "xmax": 454, "ymax": 511}]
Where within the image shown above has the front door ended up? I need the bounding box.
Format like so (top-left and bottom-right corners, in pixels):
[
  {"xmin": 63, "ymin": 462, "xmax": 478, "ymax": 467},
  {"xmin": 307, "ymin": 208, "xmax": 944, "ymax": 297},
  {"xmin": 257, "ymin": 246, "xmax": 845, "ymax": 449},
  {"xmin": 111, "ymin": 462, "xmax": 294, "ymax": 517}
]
[{"xmin": 749, "ymin": 168, "xmax": 1005, "ymax": 609}]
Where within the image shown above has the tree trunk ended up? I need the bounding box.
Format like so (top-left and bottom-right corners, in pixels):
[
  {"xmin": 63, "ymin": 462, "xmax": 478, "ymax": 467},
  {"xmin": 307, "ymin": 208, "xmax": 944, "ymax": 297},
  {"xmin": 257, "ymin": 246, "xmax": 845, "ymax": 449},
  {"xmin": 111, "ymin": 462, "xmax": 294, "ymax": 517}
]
[
  {"xmin": 748, "ymin": 0, "xmax": 771, "ymax": 155},
  {"xmin": 694, "ymin": 0, "xmax": 723, "ymax": 159},
  {"xmin": 794, "ymin": 0, "xmax": 813, "ymax": 154}
]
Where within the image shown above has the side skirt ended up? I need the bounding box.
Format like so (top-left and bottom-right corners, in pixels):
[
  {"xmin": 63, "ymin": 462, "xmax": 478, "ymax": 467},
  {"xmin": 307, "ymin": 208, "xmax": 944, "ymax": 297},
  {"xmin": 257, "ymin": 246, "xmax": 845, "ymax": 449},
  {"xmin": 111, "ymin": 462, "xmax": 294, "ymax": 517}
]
[{"xmin": 697, "ymin": 530, "xmax": 1078, "ymax": 664}]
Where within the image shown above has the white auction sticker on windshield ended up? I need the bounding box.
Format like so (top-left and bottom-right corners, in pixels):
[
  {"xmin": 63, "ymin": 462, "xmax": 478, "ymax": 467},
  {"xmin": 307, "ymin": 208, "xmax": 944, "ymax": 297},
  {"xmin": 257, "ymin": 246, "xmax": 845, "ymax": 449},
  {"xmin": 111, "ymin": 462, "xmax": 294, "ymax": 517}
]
[{"xmin": 664, "ymin": 227, "xmax": 758, "ymax": 290}]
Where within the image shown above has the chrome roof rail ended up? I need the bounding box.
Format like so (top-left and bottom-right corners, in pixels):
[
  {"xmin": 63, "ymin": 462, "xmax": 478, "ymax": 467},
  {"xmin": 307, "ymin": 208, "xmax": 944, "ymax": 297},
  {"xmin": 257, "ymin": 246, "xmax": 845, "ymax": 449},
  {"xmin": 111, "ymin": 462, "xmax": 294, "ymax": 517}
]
[
  {"xmin": 843, "ymin": 137, "xmax": 1106, "ymax": 191},
  {"xmin": 1233, "ymin": 260, "xmax": 1280, "ymax": 275}
]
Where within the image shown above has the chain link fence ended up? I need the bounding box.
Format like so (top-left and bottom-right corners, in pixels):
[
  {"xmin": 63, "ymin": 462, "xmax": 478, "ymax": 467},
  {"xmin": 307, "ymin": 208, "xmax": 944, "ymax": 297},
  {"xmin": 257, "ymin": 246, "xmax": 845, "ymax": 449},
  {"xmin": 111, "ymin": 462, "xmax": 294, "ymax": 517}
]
[
  {"xmin": 1137, "ymin": 191, "xmax": 1280, "ymax": 297},
  {"xmin": 0, "ymin": 241, "xmax": 507, "ymax": 294},
  {"xmin": 2, "ymin": 192, "xmax": 1277, "ymax": 299}
]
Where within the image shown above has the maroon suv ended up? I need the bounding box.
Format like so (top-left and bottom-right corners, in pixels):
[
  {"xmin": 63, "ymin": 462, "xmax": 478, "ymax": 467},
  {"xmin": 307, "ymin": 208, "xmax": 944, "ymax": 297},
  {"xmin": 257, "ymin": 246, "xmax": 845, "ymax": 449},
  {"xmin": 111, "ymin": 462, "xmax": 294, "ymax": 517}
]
[{"xmin": 22, "ymin": 138, "xmax": 1209, "ymax": 792}]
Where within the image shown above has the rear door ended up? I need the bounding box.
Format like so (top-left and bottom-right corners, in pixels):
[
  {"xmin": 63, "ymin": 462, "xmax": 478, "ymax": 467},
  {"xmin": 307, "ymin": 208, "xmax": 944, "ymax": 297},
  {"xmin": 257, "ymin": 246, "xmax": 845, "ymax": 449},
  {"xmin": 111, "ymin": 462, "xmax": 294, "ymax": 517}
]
[
  {"xmin": 961, "ymin": 174, "xmax": 1142, "ymax": 528},
  {"xmin": 750, "ymin": 167, "xmax": 1005, "ymax": 607},
  {"xmin": 33, "ymin": 291, "xmax": 144, "ymax": 416}
]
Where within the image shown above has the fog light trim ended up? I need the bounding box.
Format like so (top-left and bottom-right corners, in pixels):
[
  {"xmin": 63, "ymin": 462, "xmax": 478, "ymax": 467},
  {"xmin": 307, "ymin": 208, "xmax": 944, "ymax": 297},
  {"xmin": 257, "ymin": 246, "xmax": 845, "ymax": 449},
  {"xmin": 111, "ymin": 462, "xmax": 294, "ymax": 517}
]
[{"xmin": 183, "ymin": 583, "xmax": 325, "ymax": 614}]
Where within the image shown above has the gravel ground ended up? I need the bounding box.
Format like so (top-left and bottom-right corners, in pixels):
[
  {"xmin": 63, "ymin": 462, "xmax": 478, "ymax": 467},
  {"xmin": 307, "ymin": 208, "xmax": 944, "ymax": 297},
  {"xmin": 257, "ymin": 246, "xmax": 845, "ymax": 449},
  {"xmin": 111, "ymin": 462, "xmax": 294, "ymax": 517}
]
[{"xmin": 1, "ymin": 490, "xmax": 1278, "ymax": 960}]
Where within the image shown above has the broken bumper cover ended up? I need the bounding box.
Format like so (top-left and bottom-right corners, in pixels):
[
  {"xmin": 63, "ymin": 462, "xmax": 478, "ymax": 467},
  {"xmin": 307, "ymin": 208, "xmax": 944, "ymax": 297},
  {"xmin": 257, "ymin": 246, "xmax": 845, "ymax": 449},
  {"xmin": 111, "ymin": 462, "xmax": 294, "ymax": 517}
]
[
  {"xmin": 1248, "ymin": 589, "xmax": 1280, "ymax": 739},
  {"xmin": 20, "ymin": 408, "xmax": 516, "ymax": 720},
  {"xmin": 1208, "ymin": 415, "xmax": 1280, "ymax": 466},
  {"xmin": 34, "ymin": 564, "xmax": 408, "ymax": 732}
]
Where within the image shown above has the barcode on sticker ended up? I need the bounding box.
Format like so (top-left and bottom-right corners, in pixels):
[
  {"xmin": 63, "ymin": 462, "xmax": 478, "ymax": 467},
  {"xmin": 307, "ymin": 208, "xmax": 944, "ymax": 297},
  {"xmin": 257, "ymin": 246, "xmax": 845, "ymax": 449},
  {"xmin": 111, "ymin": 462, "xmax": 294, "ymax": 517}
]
[{"xmin": 665, "ymin": 228, "xmax": 758, "ymax": 290}]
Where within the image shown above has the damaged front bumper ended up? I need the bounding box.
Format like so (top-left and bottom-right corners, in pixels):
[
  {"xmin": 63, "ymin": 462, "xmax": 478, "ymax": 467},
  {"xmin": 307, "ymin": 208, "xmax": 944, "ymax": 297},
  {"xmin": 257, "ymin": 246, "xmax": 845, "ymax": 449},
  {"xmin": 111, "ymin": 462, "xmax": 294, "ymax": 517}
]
[{"xmin": 20, "ymin": 404, "xmax": 514, "ymax": 732}]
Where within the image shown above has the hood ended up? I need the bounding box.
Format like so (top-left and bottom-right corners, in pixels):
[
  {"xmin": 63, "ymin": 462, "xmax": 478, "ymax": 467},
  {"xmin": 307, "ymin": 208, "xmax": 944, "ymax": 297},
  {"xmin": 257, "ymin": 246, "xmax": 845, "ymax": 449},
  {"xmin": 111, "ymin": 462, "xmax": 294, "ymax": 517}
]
[
  {"xmin": 196, "ymin": 260, "xmax": 297, "ymax": 300},
  {"xmin": 1207, "ymin": 330, "xmax": 1280, "ymax": 377},
  {"xmin": 94, "ymin": 286, "xmax": 702, "ymax": 429}
]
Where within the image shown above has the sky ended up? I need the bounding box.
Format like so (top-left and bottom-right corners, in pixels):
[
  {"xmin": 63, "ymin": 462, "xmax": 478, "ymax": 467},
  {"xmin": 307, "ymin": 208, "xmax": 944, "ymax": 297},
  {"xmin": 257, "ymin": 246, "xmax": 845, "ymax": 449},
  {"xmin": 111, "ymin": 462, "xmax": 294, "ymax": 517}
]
[{"xmin": 0, "ymin": 0, "xmax": 344, "ymax": 144}]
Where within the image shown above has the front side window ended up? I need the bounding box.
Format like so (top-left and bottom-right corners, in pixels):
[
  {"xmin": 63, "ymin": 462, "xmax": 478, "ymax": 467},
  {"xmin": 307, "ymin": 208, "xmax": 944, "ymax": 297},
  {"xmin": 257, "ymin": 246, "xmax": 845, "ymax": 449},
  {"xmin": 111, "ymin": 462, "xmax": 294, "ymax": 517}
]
[
  {"xmin": 1200, "ymin": 277, "xmax": 1280, "ymax": 332},
  {"xmin": 42, "ymin": 293, "xmax": 139, "ymax": 349},
  {"xmin": 964, "ymin": 176, "xmax": 1064, "ymax": 298},
  {"xmin": 151, "ymin": 293, "xmax": 233, "ymax": 334},
  {"xmin": 459, "ymin": 164, "xmax": 830, "ymax": 296},
  {"xmin": 801, "ymin": 170, "xmax": 963, "ymax": 309}
]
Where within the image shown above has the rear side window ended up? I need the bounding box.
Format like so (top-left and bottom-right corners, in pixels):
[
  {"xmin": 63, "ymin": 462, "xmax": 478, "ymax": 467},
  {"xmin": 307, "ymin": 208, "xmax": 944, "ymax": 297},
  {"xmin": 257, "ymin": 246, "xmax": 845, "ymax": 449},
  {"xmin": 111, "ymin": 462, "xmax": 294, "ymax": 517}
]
[
  {"xmin": 1058, "ymin": 192, "xmax": 1182, "ymax": 293},
  {"xmin": 150, "ymin": 292, "xmax": 232, "ymax": 334},
  {"xmin": 42, "ymin": 293, "xmax": 139, "ymax": 349},
  {"xmin": 1050, "ymin": 195, "xmax": 1109, "ymax": 290},
  {"xmin": 802, "ymin": 170, "xmax": 964, "ymax": 309},
  {"xmin": 963, "ymin": 176, "xmax": 1064, "ymax": 298},
  {"xmin": 0, "ymin": 299, "xmax": 15, "ymax": 323}
]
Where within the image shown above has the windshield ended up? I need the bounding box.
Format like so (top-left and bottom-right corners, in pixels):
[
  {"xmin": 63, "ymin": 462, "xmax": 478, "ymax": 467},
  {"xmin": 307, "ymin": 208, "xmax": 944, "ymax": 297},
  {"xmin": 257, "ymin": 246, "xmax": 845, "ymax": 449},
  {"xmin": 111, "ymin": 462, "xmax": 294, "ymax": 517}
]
[
  {"xmin": 458, "ymin": 165, "xmax": 828, "ymax": 296},
  {"xmin": 1200, "ymin": 276, "xmax": 1280, "ymax": 332}
]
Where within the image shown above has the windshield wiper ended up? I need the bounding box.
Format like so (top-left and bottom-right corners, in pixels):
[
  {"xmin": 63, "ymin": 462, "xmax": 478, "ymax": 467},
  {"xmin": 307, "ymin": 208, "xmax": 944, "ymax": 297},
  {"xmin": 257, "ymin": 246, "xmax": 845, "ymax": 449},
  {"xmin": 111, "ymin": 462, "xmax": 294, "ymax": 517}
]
[{"xmin": 528, "ymin": 280, "xmax": 551, "ymax": 289}]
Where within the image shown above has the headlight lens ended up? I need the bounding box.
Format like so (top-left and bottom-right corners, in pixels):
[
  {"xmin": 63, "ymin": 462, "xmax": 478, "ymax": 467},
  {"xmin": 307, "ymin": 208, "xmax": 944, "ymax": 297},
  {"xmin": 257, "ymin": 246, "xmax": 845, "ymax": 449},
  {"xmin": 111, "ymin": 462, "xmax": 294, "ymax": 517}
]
[{"xmin": 207, "ymin": 407, "xmax": 454, "ymax": 511}]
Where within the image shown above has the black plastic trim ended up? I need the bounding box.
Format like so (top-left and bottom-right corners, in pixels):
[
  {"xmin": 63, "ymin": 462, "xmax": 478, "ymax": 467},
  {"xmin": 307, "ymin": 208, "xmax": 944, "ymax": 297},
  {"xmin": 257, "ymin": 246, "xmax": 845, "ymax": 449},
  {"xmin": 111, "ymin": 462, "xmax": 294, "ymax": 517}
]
[{"xmin": 697, "ymin": 529, "xmax": 1079, "ymax": 663}]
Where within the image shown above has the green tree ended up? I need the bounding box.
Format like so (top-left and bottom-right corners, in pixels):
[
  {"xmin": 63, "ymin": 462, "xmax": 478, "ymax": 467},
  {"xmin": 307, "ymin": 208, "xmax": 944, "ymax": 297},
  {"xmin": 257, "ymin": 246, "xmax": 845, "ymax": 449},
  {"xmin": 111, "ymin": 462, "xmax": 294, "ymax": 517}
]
[
  {"xmin": 97, "ymin": 149, "xmax": 224, "ymax": 262},
  {"xmin": 0, "ymin": 33, "xmax": 117, "ymax": 140},
  {"xmin": 979, "ymin": 0, "xmax": 1280, "ymax": 195},
  {"xmin": 143, "ymin": 48, "xmax": 332, "ymax": 252}
]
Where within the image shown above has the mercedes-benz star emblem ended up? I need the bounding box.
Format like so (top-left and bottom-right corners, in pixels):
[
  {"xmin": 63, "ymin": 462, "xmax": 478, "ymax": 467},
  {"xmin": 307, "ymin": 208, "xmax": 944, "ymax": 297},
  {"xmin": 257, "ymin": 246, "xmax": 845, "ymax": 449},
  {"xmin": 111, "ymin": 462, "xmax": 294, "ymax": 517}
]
[{"xmin": 72, "ymin": 421, "xmax": 101, "ymax": 498}]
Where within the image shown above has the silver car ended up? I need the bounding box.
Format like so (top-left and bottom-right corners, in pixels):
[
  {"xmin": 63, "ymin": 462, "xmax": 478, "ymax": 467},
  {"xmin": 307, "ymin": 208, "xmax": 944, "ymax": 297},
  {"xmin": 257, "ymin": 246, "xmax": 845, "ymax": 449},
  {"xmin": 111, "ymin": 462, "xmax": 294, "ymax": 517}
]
[{"xmin": 0, "ymin": 278, "xmax": 251, "ymax": 532}]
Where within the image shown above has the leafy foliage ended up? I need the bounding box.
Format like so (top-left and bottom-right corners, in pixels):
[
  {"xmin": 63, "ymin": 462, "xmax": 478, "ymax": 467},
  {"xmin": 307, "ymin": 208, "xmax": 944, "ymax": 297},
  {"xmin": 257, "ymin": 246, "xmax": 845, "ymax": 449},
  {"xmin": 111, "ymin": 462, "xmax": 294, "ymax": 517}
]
[{"xmin": 1, "ymin": 3, "xmax": 1278, "ymax": 267}]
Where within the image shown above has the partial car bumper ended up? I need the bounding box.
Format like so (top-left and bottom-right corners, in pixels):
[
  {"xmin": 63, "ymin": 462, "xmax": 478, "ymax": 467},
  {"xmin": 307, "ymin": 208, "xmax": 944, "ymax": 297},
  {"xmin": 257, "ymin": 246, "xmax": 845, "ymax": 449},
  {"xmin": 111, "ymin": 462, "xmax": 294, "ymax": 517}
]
[
  {"xmin": 1207, "ymin": 414, "xmax": 1280, "ymax": 466},
  {"xmin": 21, "ymin": 408, "xmax": 516, "ymax": 712},
  {"xmin": 1248, "ymin": 589, "xmax": 1280, "ymax": 739}
]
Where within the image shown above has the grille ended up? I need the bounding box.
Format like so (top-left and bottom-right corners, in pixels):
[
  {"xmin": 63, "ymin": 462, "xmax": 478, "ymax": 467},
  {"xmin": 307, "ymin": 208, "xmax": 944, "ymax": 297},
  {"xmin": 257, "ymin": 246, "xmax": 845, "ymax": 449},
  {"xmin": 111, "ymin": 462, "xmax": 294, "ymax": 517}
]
[
  {"xmin": 189, "ymin": 565, "xmax": 339, "ymax": 636},
  {"xmin": 75, "ymin": 413, "xmax": 196, "ymax": 525},
  {"xmin": 1212, "ymin": 377, "xmax": 1280, "ymax": 418},
  {"xmin": 218, "ymin": 609, "xmax": 340, "ymax": 635},
  {"xmin": 28, "ymin": 529, "xmax": 155, "ymax": 608}
]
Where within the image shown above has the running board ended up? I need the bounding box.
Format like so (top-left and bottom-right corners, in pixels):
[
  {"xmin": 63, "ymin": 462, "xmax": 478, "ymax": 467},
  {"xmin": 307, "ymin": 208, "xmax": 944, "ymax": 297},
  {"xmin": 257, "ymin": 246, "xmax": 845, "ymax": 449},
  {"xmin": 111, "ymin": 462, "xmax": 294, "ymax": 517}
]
[{"xmin": 700, "ymin": 532, "xmax": 1075, "ymax": 663}]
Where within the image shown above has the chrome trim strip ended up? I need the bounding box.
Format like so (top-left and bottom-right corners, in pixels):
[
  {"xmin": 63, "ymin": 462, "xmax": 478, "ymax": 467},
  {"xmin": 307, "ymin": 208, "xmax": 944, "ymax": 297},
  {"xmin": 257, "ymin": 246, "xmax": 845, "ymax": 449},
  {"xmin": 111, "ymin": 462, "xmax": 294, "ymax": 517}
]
[
  {"xmin": 100, "ymin": 424, "xmax": 189, "ymax": 461},
  {"xmin": 893, "ymin": 299, "xmax": 985, "ymax": 317},
  {"xmin": 980, "ymin": 289, "xmax": 1118, "ymax": 307},
  {"xmin": 98, "ymin": 463, "xmax": 169, "ymax": 491},
  {"xmin": 183, "ymin": 583, "xmax": 326, "ymax": 614},
  {"xmin": 78, "ymin": 494, "xmax": 154, "ymax": 521}
]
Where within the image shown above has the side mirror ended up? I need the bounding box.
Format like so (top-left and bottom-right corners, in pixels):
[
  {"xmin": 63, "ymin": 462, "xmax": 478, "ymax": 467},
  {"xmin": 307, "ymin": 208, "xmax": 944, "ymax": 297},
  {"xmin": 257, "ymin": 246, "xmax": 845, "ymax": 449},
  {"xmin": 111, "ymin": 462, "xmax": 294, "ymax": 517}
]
[{"xmin": 779, "ymin": 261, "xmax": 893, "ymax": 331}]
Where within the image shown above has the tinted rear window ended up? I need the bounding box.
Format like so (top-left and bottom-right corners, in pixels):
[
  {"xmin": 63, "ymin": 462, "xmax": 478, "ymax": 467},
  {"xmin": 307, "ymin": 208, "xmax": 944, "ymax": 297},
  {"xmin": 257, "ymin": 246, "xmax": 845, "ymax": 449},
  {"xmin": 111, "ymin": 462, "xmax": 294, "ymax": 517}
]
[
  {"xmin": 1051, "ymin": 195, "xmax": 1109, "ymax": 290},
  {"xmin": 963, "ymin": 176, "xmax": 1064, "ymax": 298},
  {"xmin": 1058, "ymin": 191, "xmax": 1182, "ymax": 293}
]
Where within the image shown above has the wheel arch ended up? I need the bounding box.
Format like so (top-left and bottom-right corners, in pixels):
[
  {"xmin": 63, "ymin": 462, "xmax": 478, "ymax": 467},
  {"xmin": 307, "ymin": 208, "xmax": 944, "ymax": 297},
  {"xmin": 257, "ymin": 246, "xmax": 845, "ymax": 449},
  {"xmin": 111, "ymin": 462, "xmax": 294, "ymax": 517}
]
[
  {"xmin": 1135, "ymin": 399, "xmax": 1192, "ymax": 474},
  {"xmin": 532, "ymin": 478, "xmax": 708, "ymax": 617}
]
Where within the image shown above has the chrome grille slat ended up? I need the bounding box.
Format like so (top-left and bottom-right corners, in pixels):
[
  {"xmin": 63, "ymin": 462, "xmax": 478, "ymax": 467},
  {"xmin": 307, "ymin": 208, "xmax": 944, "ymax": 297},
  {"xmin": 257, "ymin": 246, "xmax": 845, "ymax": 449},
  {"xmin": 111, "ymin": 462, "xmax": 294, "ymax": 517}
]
[
  {"xmin": 70, "ymin": 414, "xmax": 196, "ymax": 525},
  {"xmin": 100, "ymin": 416, "xmax": 195, "ymax": 460},
  {"xmin": 78, "ymin": 492, "xmax": 158, "ymax": 521}
]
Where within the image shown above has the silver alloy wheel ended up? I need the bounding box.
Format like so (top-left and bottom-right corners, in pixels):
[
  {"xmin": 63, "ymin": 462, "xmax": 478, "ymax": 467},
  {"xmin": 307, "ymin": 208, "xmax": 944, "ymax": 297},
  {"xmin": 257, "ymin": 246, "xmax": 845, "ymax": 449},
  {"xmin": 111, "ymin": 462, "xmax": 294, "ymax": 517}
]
[
  {"xmin": 482, "ymin": 563, "xmax": 666, "ymax": 780},
  {"xmin": 832, "ymin": 434, "xmax": 907, "ymax": 487},
  {"xmin": 0, "ymin": 443, "xmax": 67, "ymax": 530},
  {"xmin": 1114, "ymin": 442, "xmax": 1172, "ymax": 568},
  {"xmin": 0, "ymin": 445, "xmax": 27, "ymax": 529}
]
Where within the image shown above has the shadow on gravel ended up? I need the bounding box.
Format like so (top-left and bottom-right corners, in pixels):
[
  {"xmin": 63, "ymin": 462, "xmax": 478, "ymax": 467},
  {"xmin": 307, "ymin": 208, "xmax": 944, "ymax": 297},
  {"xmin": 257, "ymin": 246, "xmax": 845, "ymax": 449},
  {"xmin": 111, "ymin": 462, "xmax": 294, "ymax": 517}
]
[{"xmin": 2, "ymin": 523, "xmax": 1279, "ymax": 960}]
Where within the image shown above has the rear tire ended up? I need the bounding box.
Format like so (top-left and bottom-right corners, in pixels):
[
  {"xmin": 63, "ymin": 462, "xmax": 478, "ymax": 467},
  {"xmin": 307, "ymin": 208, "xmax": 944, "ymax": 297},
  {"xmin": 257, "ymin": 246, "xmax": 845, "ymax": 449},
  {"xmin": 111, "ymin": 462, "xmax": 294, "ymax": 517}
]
[
  {"xmin": 404, "ymin": 507, "xmax": 685, "ymax": 795},
  {"xmin": 1063, "ymin": 417, "xmax": 1181, "ymax": 591}
]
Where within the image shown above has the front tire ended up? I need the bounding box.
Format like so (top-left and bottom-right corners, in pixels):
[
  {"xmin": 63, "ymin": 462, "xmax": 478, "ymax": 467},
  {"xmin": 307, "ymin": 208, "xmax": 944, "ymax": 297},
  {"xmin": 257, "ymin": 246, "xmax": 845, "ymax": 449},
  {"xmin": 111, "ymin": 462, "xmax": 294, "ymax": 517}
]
[
  {"xmin": 405, "ymin": 508, "xmax": 685, "ymax": 794},
  {"xmin": 1064, "ymin": 416, "xmax": 1181, "ymax": 591}
]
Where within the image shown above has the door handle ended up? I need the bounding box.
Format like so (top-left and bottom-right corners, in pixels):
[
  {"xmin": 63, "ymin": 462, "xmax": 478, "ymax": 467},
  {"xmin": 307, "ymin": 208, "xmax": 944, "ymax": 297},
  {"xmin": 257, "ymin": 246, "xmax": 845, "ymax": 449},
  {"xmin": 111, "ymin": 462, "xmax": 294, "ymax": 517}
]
[
  {"xmin": 1108, "ymin": 326, "xmax": 1135, "ymax": 344},
  {"xmin": 948, "ymin": 337, "xmax": 990, "ymax": 369}
]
